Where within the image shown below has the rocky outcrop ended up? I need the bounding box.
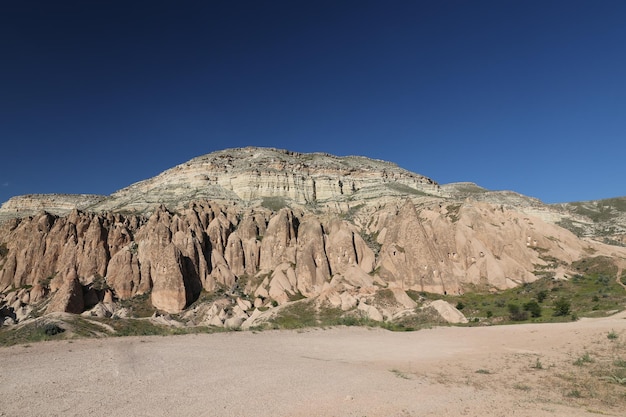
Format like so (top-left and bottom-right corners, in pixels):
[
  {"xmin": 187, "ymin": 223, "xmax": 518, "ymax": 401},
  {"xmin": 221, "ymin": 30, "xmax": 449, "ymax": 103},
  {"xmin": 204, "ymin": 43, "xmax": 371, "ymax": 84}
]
[
  {"xmin": 0, "ymin": 148, "xmax": 440, "ymax": 220},
  {"xmin": 46, "ymin": 273, "xmax": 84, "ymax": 314},
  {"xmin": 1, "ymin": 147, "xmax": 625, "ymax": 322},
  {"xmin": 0, "ymin": 194, "xmax": 105, "ymax": 223}
]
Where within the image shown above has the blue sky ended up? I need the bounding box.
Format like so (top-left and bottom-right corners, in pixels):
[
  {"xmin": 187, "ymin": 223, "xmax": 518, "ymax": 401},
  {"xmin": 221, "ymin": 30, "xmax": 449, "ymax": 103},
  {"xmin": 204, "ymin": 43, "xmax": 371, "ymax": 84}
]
[{"xmin": 1, "ymin": 1, "xmax": 625, "ymax": 204}]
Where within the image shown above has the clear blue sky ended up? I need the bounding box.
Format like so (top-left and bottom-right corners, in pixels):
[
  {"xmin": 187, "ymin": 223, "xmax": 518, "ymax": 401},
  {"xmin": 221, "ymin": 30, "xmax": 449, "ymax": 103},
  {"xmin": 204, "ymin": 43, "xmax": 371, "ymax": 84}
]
[{"xmin": 1, "ymin": 0, "xmax": 625, "ymax": 204}]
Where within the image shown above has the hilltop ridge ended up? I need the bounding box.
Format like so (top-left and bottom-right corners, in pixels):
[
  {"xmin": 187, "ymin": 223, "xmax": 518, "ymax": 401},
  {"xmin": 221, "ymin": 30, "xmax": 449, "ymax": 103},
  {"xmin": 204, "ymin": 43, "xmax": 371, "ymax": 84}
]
[{"xmin": 0, "ymin": 147, "xmax": 440, "ymax": 220}]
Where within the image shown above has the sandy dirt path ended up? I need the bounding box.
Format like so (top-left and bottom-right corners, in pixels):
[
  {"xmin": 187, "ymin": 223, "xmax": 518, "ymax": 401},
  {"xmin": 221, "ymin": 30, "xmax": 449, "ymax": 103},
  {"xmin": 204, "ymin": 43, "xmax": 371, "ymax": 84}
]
[{"xmin": 1, "ymin": 312, "xmax": 625, "ymax": 417}]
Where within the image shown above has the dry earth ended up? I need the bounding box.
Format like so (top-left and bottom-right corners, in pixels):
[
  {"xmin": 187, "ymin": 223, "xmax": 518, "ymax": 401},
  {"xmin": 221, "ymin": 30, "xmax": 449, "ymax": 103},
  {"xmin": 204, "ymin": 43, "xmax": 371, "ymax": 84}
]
[{"xmin": 1, "ymin": 314, "xmax": 625, "ymax": 417}]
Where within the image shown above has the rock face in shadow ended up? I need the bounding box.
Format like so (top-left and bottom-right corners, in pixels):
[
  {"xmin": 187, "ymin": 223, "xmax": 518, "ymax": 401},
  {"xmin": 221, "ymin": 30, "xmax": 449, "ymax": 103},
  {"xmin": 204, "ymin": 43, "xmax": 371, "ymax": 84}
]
[
  {"xmin": 1, "ymin": 147, "xmax": 625, "ymax": 317},
  {"xmin": 46, "ymin": 272, "xmax": 84, "ymax": 314}
]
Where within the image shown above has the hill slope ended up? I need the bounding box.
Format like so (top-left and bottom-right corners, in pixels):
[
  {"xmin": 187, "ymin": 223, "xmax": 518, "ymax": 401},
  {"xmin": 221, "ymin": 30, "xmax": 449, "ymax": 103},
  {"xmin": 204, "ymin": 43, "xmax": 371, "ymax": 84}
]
[{"xmin": 0, "ymin": 147, "xmax": 625, "ymax": 330}]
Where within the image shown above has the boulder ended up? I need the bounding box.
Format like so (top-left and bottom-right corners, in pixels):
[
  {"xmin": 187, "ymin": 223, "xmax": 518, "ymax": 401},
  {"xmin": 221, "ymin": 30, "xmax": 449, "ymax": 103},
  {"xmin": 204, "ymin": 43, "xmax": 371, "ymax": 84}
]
[
  {"xmin": 224, "ymin": 316, "xmax": 245, "ymax": 330},
  {"xmin": 357, "ymin": 302, "xmax": 383, "ymax": 321},
  {"xmin": 427, "ymin": 300, "xmax": 468, "ymax": 324}
]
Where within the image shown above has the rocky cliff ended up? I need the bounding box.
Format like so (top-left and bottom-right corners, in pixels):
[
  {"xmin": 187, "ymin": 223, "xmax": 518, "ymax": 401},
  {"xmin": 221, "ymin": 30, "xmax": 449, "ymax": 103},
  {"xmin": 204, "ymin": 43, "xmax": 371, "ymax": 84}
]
[{"xmin": 1, "ymin": 147, "xmax": 625, "ymax": 328}]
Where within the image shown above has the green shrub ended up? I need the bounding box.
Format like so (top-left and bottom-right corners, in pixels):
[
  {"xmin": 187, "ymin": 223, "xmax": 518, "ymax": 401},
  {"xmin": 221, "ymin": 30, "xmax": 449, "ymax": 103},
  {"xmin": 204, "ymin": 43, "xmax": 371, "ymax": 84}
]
[
  {"xmin": 91, "ymin": 274, "xmax": 110, "ymax": 291},
  {"xmin": 536, "ymin": 290, "xmax": 548, "ymax": 303},
  {"xmin": 508, "ymin": 304, "xmax": 528, "ymax": 321},
  {"xmin": 574, "ymin": 352, "xmax": 594, "ymax": 366},
  {"xmin": 42, "ymin": 323, "xmax": 65, "ymax": 336},
  {"xmin": 523, "ymin": 300, "xmax": 542, "ymax": 318},
  {"xmin": 553, "ymin": 298, "xmax": 571, "ymax": 317}
]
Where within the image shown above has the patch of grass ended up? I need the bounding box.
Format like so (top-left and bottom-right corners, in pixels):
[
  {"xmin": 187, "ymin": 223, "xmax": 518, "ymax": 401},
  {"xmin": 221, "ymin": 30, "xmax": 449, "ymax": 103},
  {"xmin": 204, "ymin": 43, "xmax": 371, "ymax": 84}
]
[
  {"xmin": 288, "ymin": 291, "xmax": 307, "ymax": 302},
  {"xmin": 118, "ymin": 292, "xmax": 156, "ymax": 318},
  {"xmin": 614, "ymin": 359, "xmax": 626, "ymax": 368},
  {"xmin": 106, "ymin": 319, "xmax": 176, "ymax": 337},
  {"xmin": 42, "ymin": 323, "xmax": 64, "ymax": 336},
  {"xmin": 602, "ymin": 374, "xmax": 626, "ymax": 385},
  {"xmin": 475, "ymin": 369, "xmax": 491, "ymax": 374},
  {"xmin": 91, "ymin": 273, "xmax": 110, "ymax": 291},
  {"xmin": 445, "ymin": 204, "xmax": 462, "ymax": 223},
  {"xmin": 531, "ymin": 357, "xmax": 544, "ymax": 370},
  {"xmin": 385, "ymin": 182, "xmax": 429, "ymax": 197},
  {"xmin": 261, "ymin": 197, "xmax": 288, "ymax": 212},
  {"xmin": 508, "ymin": 303, "xmax": 528, "ymax": 321},
  {"xmin": 0, "ymin": 321, "xmax": 67, "ymax": 347},
  {"xmin": 373, "ymin": 289, "xmax": 396, "ymax": 307},
  {"xmin": 39, "ymin": 272, "xmax": 57, "ymax": 289},
  {"xmin": 390, "ymin": 369, "xmax": 411, "ymax": 379},
  {"xmin": 416, "ymin": 256, "xmax": 625, "ymax": 324},
  {"xmin": 566, "ymin": 389, "xmax": 582, "ymax": 398},
  {"xmin": 574, "ymin": 352, "xmax": 594, "ymax": 366},
  {"xmin": 361, "ymin": 231, "xmax": 382, "ymax": 256},
  {"xmin": 267, "ymin": 300, "xmax": 440, "ymax": 332},
  {"xmin": 340, "ymin": 203, "xmax": 365, "ymax": 221},
  {"xmin": 270, "ymin": 300, "xmax": 319, "ymax": 329},
  {"xmin": 607, "ymin": 329, "xmax": 619, "ymax": 340}
]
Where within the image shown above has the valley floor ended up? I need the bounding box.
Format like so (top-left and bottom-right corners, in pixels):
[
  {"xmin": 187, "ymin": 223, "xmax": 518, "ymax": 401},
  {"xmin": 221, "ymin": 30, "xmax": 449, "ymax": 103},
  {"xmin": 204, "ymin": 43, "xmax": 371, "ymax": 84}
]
[{"xmin": 1, "ymin": 313, "xmax": 625, "ymax": 417}]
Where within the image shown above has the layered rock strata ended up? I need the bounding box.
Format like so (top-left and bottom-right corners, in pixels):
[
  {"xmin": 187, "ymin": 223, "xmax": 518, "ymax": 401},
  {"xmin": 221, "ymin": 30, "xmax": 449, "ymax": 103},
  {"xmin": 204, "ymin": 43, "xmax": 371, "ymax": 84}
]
[{"xmin": 1, "ymin": 147, "xmax": 625, "ymax": 324}]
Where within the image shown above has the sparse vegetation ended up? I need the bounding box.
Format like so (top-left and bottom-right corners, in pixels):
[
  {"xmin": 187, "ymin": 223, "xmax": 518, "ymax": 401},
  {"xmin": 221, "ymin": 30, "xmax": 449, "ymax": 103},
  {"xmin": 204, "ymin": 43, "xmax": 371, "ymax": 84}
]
[
  {"xmin": 536, "ymin": 290, "xmax": 548, "ymax": 303},
  {"xmin": 340, "ymin": 203, "xmax": 365, "ymax": 221},
  {"xmin": 507, "ymin": 303, "xmax": 528, "ymax": 321},
  {"xmin": 261, "ymin": 196, "xmax": 287, "ymax": 212},
  {"xmin": 361, "ymin": 231, "xmax": 382, "ymax": 256},
  {"xmin": 385, "ymin": 183, "xmax": 429, "ymax": 196},
  {"xmin": 446, "ymin": 204, "xmax": 462, "ymax": 223},
  {"xmin": 0, "ymin": 242, "xmax": 8, "ymax": 258},
  {"xmin": 531, "ymin": 357, "xmax": 543, "ymax": 370},
  {"xmin": 523, "ymin": 300, "xmax": 542, "ymax": 318},
  {"xmin": 574, "ymin": 352, "xmax": 594, "ymax": 366},
  {"xmin": 0, "ymin": 321, "xmax": 67, "ymax": 346},
  {"xmin": 91, "ymin": 273, "xmax": 110, "ymax": 291},
  {"xmin": 553, "ymin": 298, "xmax": 571, "ymax": 317},
  {"xmin": 118, "ymin": 292, "xmax": 156, "ymax": 318},
  {"xmin": 390, "ymin": 369, "xmax": 411, "ymax": 379},
  {"xmin": 38, "ymin": 273, "xmax": 56, "ymax": 289},
  {"xmin": 43, "ymin": 323, "xmax": 64, "ymax": 336},
  {"xmin": 128, "ymin": 241, "xmax": 138, "ymax": 255},
  {"xmin": 566, "ymin": 389, "xmax": 582, "ymax": 398},
  {"xmin": 414, "ymin": 257, "xmax": 625, "ymax": 325}
]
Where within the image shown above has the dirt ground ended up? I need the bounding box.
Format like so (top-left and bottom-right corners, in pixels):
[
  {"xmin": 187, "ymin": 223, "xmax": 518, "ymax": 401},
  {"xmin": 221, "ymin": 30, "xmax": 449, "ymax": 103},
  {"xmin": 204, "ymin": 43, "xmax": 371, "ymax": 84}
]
[{"xmin": 1, "ymin": 312, "xmax": 625, "ymax": 417}]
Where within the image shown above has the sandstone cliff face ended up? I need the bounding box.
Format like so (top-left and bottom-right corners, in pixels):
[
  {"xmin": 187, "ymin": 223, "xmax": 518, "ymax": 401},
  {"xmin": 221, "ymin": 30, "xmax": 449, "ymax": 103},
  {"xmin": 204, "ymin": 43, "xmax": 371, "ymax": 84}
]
[
  {"xmin": 0, "ymin": 194, "xmax": 105, "ymax": 223},
  {"xmin": 2, "ymin": 197, "xmax": 624, "ymax": 317},
  {"xmin": 1, "ymin": 147, "xmax": 625, "ymax": 322}
]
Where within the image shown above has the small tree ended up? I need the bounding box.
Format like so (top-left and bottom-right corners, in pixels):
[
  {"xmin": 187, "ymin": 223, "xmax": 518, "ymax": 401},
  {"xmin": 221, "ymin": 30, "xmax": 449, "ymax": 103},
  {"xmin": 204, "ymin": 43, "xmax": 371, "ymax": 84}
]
[
  {"xmin": 523, "ymin": 301, "xmax": 542, "ymax": 318},
  {"xmin": 536, "ymin": 290, "xmax": 548, "ymax": 303},
  {"xmin": 508, "ymin": 303, "xmax": 528, "ymax": 321},
  {"xmin": 553, "ymin": 298, "xmax": 571, "ymax": 317}
]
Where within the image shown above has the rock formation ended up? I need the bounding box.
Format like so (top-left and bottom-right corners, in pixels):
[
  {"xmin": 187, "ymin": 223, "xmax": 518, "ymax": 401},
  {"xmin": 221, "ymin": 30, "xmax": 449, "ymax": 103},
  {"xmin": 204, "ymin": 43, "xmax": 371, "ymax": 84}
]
[{"xmin": 0, "ymin": 147, "xmax": 625, "ymax": 325}]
